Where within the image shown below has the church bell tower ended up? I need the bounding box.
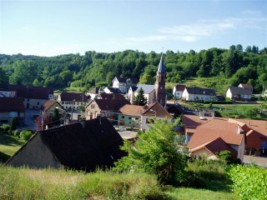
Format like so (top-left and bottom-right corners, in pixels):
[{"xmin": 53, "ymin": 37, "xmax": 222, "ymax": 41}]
[{"xmin": 155, "ymin": 54, "xmax": 166, "ymax": 107}]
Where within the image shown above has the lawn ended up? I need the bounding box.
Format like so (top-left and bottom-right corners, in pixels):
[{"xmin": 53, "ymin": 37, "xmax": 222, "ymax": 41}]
[{"xmin": 0, "ymin": 133, "xmax": 25, "ymax": 162}]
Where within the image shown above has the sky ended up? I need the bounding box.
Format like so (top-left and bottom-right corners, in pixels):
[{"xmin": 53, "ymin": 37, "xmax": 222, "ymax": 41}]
[{"xmin": 0, "ymin": 0, "xmax": 267, "ymax": 56}]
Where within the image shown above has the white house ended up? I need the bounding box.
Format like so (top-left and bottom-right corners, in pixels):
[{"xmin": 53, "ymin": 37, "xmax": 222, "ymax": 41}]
[
  {"xmin": 182, "ymin": 87, "xmax": 216, "ymax": 101},
  {"xmin": 226, "ymin": 87, "xmax": 252, "ymax": 101},
  {"xmin": 128, "ymin": 84, "xmax": 155, "ymax": 105},
  {"xmin": 57, "ymin": 92, "xmax": 89, "ymax": 111},
  {"xmin": 112, "ymin": 77, "xmax": 138, "ymax": 94},
  {"xmin": 173, "ymin": 84, "xmax": 186, "ymax": 99}
]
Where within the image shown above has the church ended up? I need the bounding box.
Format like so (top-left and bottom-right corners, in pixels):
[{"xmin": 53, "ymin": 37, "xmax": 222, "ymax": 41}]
[{"xmin": 127, "ymin": 54, "xmax": 167, "ymax": 107}]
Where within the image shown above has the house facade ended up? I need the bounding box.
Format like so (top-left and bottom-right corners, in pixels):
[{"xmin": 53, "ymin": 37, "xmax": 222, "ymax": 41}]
[
  {"xmin": 0, "ymin": 97, "xmax": 25, "ymax": 124},
  {"xmin": 57, "ymin": 92, "xmax": 88, "ymax": 111},
  {"xmin": 128, "ymin": 84, "xmax": 155, "ymax": 105},
  {"xmin": 85, "ymin": 94, "xmax": 130, "ymax": 121},
  {"xmin": 182, "ymin": 87, "xmax": 216, "ymax": 101},
  {"xmin": 173, "ymin": 85, "xmax": 186, "ymax": 99},
  {"xmin": 226, "ymin": 86, "xmax": 252, "ymax": 101},
  {"xmin": 112, "ymin": 77, "xmax": 138, "ymax": 94},
  {"xmin": 118, "ymin": 102, "xmax": 172, "ymax": 131}
]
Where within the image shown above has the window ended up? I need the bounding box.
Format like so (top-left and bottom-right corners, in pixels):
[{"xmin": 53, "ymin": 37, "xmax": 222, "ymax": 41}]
[
  {"xmin": 121, "ymin": 116, "xmax": 124, "ymax": 119},
  {"xmin": 129, "ymin": 117, "xmax": 132, "ymax": 120},
  {"xmin": 37, "ymin": 102, "xmax": 40, "ymax": 105},
  {"xmin": 91, "ymin": 104, "xmax": 95, "ymax": 109}
]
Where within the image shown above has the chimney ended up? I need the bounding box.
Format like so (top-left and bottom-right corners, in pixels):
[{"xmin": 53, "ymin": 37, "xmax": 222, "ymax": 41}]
[{"xmin": 237, "ymin": 125, "xmax": 241, "ymax": 134}]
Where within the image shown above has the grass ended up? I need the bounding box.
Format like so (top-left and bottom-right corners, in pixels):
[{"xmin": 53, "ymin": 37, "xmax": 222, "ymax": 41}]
[
  {"xmin": 0, "ymin": 133, "xmax": 25, "ymax": 162},
  {"xmin": 166, "ymin": 187, "xmax": 236, "ymax": 200},
  {"xmin": 0, "ymin": 166, "xmax": 167, "ymax": 200},
  {"xmin": 0, "ymin": 162, "xmax": 237, "ymax": 200}
]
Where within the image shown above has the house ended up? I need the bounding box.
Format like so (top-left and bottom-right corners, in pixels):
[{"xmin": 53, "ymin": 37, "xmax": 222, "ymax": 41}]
[
  {"xmin": 118, "ymin": 102, "xmax": 172, "ymax": 130},
  {"xmin": 86, "ymin": 87, "xmax": 101, "ymax": 100},
  {"xmin": 128, "ymin": 84, "xmax": 155, "ymax": 105},
  {"xmin": 6, "ymin": 117, "xmax": 125, "ymax": 171},
  {"xmin": 188, "ymin": 118, "xmax": 245, "ymax": 161},
  {"xmin": 112, "ymin": 77, "xmax": 138, "ymax": 94},
  {"xmin": 226, "ymin": 86, "xmax": 252, "ymax": 101},
  {"xmin": 173, "ymin": 85, "xmax": 186, "ymax": 99},
  {"xmin": 85, "ymin": 93, "xmax": 130, "ymax": 121},
  {"xmin": 57, "ymin": 92, "xmax": 88, "ymax": 111},
  {"xmin": 238, "ymin": 83, "xmax": 253, "ymax": 92},
  {"xmin": 2, "ymin": 85, "xmax": 54, "ymax": 109},
  {"xmin": 103, "ymin": 87, "xmax": 122, "ymax": 94},
  {"xmin": 182, "ymin": 115, "xmax": 213, "ymax": 144},
  {"xmin": 0, "ymin": 98, "xmax": 25, "ymax": 124},
  {"xmin": 183, "ymin": 115, "xmax": 267, "ymax": 161},
  {"xmin": 182, "ymin": 87, "xmax": 216, "ymax": 102}
]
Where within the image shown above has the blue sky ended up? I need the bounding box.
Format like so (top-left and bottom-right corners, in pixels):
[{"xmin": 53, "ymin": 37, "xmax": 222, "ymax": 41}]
[{"xmin": 0, "ymin": 0, "xmax": 266, "ymax": 56}]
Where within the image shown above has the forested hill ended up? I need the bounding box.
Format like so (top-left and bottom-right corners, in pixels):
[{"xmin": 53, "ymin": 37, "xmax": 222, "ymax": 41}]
[{"xmin": 0, "ymin": 45, "xmax": 267, "ymax": 94}]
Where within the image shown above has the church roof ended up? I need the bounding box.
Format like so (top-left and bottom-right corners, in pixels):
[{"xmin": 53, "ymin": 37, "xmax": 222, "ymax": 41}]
[{"xmin": 157, "ymin": 54, "xmax": 166, "ymax": 73}]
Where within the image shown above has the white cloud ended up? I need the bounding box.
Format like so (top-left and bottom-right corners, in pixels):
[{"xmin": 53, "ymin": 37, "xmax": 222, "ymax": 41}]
[{"xmin": 121, "ymin": 14, "xmax": 267, "ymax": 45}]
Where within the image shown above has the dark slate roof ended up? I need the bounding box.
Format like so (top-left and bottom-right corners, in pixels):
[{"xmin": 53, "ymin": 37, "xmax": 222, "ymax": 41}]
[
  {"xmin": 94, "ymin": 99, "xmax": 130, "ymax": 111},
  {"xmin": 25, "ymin": 87, "xmax": 53, "ymax": 99},
  {"xmin": 105, "ymin": 87, "xmax": 122, "ymax": 94},
  {"xmin": 116, "ymin": 77, "xmax": 138, "ymax": 84},
  {"xmin": 174, "ymin": 84, "xmax": 186, "ymax": 92},
  {"xmin": 98, "ymin": 93, "xmax": 126, "ymax": 100},
  {"xmin": 157, "ymin": 54, "xmax": 166, "ymax": 73},
  {"xmin": 229, "ymin": 87, "xmax": 252, "ymax": 95},
  {"xmin": 0, "ymin": 97, "xmax": 25, "ymax": 112},
  {"xmin": 4, "ymin": 85, "xmax": 53, "ymax": 100},
  {"xmin": 186, "ymin": 87, "xmax": 216, "ymax": 96},
  {"xmin": 60, "ymin": 92, "xmax": 88, "ymax": 102},
  {"xmin": 39, "ymin": 117, "xmax": 125, "ymax": 171}
]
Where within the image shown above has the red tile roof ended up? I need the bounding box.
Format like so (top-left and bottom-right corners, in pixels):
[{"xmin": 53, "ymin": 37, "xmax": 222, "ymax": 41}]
[
  {"xmin": 0, "ymin": 97, "xmax": 25, "ymax": 112},
  {"xmin": 43, "ymin": 100, "xmax": 63, "ymax": 112},
  {"xmin": 142, "ymin": 102, "xmax": 172, "ymax": 118},
  {"xmin": 188, "ymin": 118, "xmax": 244, "ymax": 151},
  {"xmin": 119, "ymin": 104, "xmax": 145, "ymax": 117},
  {"xmin": 190, "ymin": 137, "xmax": 237, "ymax": 158}
]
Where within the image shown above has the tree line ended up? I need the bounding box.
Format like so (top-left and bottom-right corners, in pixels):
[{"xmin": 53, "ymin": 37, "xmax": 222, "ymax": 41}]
[{"xmin": 0, "ymin": 45, "xmax": 266, "ymax": 93}]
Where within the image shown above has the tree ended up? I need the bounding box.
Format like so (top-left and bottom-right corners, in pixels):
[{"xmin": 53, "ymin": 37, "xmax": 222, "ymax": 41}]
[
  {"xmin": 114, "ymin": 118, "xmax": 187, "ymax": 185},
  {"xmin": 0, "ymin": 68, "xmax": 8, "ymax": 85},
  {"xmin": 9, "ymin": 60, "xmax": 37, "ymax": 86},
  {"xmin": 134, "ymin": 88, "xmax": 147, "ymax": 106}
]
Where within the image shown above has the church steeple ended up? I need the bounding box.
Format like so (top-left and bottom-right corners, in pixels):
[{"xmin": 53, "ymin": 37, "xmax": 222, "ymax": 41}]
[{"xmin": 155, "ymin": 54, "xmax": 166, "ymax": 107}]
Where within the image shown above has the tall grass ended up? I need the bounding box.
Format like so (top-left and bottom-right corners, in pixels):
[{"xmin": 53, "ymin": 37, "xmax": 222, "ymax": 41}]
[{"xmin": 0, "ymin": 165, "xmax": 167, "ymax": 200}]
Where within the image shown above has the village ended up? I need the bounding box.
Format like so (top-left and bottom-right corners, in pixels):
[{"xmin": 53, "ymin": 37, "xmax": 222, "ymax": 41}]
[{"xmin": 0, "ymin": 54, "xmax": 266, "ymax": 170}]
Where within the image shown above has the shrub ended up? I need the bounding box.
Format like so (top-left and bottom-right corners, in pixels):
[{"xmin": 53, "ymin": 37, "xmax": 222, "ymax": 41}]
[
  {"xmin": 0, "ymin": 124, "xmax": 11, "ymax": 134},
  {"xmin": 229, "ymin": 165, "xmax": 267, "ymax": 199},
  {"xmin": 19, "ymin": 130, "xmax": 32, "ymax": 140},
  {"xmin": 114, "ymin": 118, "xmax": 187, "ymax": 185},
  {"xmin": 12, "ymin": 129, "xmax": 21, "ymax": 137}
]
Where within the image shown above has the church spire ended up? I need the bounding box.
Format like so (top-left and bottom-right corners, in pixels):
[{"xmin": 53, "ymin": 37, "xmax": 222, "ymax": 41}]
[
  {"xmin": 157, "ymin": 54, "xmax": 166, "ymax": 73},
  {"xmin": 155, "ymin": 53, "xmax": 166, "ymax": 107}
]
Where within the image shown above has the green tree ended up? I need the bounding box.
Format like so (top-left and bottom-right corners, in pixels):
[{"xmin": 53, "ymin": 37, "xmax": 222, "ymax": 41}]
[
  {"xmin": 134, "ymin": 88, "xmax": 147, "ymax": 106},
  {"xmin": 0, "ymin": 68, "xmax": 8, "ymax": 85},
  {"xmin": 9, "ymin": 60, "xmax": 37, "ymax": 85},
  {"xmin": 114, "ymin": 118, "xmax": 187, "ymax": 185}
]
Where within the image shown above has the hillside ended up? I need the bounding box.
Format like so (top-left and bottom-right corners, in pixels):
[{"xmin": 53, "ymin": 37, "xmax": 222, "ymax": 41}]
[{"xmin": 0, "ymin": 45, "xmax": 267, "ymax": 94}]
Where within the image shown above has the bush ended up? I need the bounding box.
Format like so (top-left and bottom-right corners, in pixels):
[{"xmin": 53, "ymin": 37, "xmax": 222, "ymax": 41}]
[
  {"xmin": 12, "ymin": 129, "xmax": 21, "ymax": 137},
  {"xmin": 20, "ymin": 130, "xmax": 32, "ymax": 140},
  {"xmin": 0, "ymin": 124, "xmax": 11, "ymax": 134},
  {"xmin": 229, "ymin": 165, "xmax": 267, "ymax": 199},
  {"xmin": 114, "ymin": 118, "xmax": 187, "ymax": 185}
]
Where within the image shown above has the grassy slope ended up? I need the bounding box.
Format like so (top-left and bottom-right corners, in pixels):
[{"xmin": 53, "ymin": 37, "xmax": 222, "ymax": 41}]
[
  {"xmin": 0, "ymin": 166, "xmax": 236, "ymax": 200},
  {"xmin": 0, "ymin": 134, "xmax": 25, "ymax": 162}
]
